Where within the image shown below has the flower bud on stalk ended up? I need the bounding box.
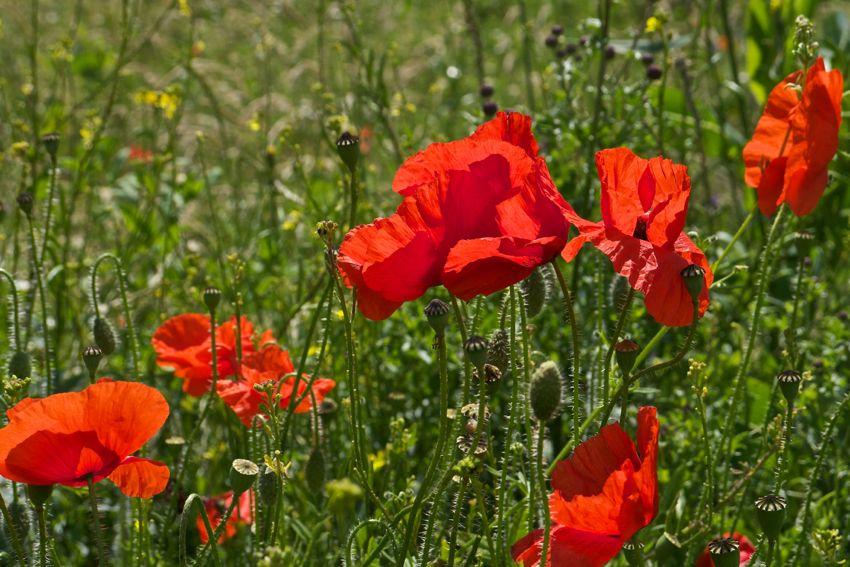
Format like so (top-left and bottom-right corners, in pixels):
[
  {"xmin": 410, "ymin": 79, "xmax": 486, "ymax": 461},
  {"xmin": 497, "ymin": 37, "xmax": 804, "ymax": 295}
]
[
  {"xmin": 681, "ymin": 264, "xmax": 706, "ymax": 301},
  {"xmin": 16, "ymin": 192, "xmax": 34, "ymax": 218},
  {"xmin": 93, "ymin": 316, "xmax": 117, "ymax": 355},
  {"xmin": 305, "ymin": 447, "xmax": 325, "ymax": 493},
  {"xmin": 755, "ymin": 493, "xmax": 787, "ymax": 541},
  {"xmin": 463, "ymin": 335, "xmax": 489, "ymax": 369},
  {"xmin": 521, "ymin": 267, "xmax": 548, "ymax": 318},
  {"xmin": 8, "ymin": 351, "xmax": 32, "ymax": 380},
  {"xmin": 530, "ymin": 361, "xmax": 562, "ymax": 422},
  {"xmin": 777, "ymin": 370, "xmax": 803, "ymax": 405},
  {"xmin": 258, "ymin": 465, "xmax": 278, "ymax": 505},
  {"xmin": 424, "ymin": 299, "xmax": 450, "ymax": 336},
  {"xmin": 82, "ymin": 345, "xmax": 103, "ymax": 382},
  {"xmin": 335, "ymin": 132, "xmax": 360, "ymax": 174},
  {"xmin": 708, "ymin": 537, "xmax": 740, "ymax": 567},
  {"xmin": 203, "ymin": 286, "xmax": 221, "ymax": 313},
  {"xmin": 41, "ymin": 132, "xmax": 60, "ymax": 163},
  {"xmin": 614, "ymin": 339, "xmax": 639, "ymax": 376},
  {"xmin": 487, "ymin": 329, "xmax": 509, "ymax": 373}
]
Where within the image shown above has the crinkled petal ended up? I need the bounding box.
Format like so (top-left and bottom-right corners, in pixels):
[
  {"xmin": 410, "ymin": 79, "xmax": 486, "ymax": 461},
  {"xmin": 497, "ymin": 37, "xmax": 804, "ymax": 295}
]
[{"xmin": 108, "ymin": 456, "xmax": 170, "ymax": 498}]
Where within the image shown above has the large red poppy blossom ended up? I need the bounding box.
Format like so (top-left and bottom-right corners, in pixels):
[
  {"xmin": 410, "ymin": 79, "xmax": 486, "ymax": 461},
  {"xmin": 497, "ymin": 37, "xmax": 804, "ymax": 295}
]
[
  {"xmin": 152, "ymin": 314, "xmax": 267, "ymax": 396},
  {"xmin": 0, "ymin": 380, "xmax": 170, "ymax": 498},
  {"xmin": 216, "ymin": 344, "xmax": 336, "ymax": 427},
  {"xmin": 338, "ymin": 112, "xmax": 572, "ymax": 320},
  {"xmin": 196, "ymin": 489, "xmax": 254, "ymax": 544},
  {"xmin": 561, "ymin": 148, "xmax": 712, "ymax": 327},
  {"xmin": 695, "ymin": 532, "xmax": 755, "ymax": 567},
  {"xmin": 743, "ymin": 57, "xmax": 843, "ymax": 217},
  {"xmin": 512, "ymin": 406, "xmax": 659, "ymax": 567}
]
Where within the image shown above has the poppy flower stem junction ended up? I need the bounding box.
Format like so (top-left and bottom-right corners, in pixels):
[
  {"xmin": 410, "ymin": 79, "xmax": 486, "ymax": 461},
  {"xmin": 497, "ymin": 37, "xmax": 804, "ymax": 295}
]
[
  {"xmin": 87, "ymin": 476, "xmax": 110, "ymax": 566},
  {"xmin": 720, "ymin": 205, "xmax": 788, "ymax": 485},
  {"xmin": 552, "ymin": 259, "xmax": 582, "ymax": 444}
]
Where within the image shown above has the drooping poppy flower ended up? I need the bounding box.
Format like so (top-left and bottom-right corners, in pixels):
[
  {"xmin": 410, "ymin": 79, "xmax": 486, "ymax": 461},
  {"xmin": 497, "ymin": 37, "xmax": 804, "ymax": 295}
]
[
  {"xmin": 338, "ymin": 112, "xmax": 572, "ymax": 320},
  {"xmin": 152, "ymin": 314, "xmax": 265, "ymax": 396},
  {"xmin": 0, "ymin": 380, "xmax": 170, "ymax": 498},
  {"xmin": 196, "ymin": 489, "xmax": 254, "ymax": 544},
  {"xmin": 512, "ymin": 406, "xmax": 659, "ymax": 567},
  {"xmin": 216, "ymin": 344, "xmax": 336, "ymax": 427},
  {"xmin": 561, "ymin": 148, "xmax": 712, "ymax": 327},
  {"xmin": 743, "ymin": 57, "xmax": 843, "ymax": 216},
  {"xmin": 695, "ymin": 532, "xmax": 756, "ymax": 567}
]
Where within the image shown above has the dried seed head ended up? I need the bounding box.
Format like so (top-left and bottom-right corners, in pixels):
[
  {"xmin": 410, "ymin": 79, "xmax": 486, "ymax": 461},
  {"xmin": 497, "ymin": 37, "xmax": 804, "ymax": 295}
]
[
  {"xmin": 463, "ymin": 335, "xmax": 489, "ymax": 368},
  {"xmin": 82, "ymin": 345, "xmax": 103, "ymax": 378},
  {"xmin": 755, "ymin": 494, "xmax": 787, "ymax": 540},
  {"xmin": 16, "ymin": 192, "xmax": 34, "ymax": 217},
  {"xmin": 707, "ymin": 537, "xmax": 740, "ymax": 567},
  {"xmin": 614, "ymin": 339, "xmax": 640, "ymax": 375},
  {"xmin": 335, "ymin": 131, "xmax": 360, "ymax": 173},
  {"xmin": 456, "ymin": 433, "xmax": 488, "ymax": 457},
  {"xmin": 681, "ymin": 264, "xmax": 706, "ymax": 300},
  {"xmin": 530, "ymin": 361, "xmax": 562, "ymax": 422},
  {"xmin": 8, "ymin": 351, "xmax": 32, "ymax": 380},
  {"xmin": 230, "ymin": 459, "xmax": 260, "ymax": 495},
  {"xmin": 479, "ymin": 363, "xmax": 502, "ymax": 384},
  {"xmin": 203, "ymin": 286, "xmax": 222, "ymax": 313},
  {"xmin": 93, "ymin": 316, "xmax": 117, "ymax": 355},
  {"xmin": 487, "ymin": 329, "xmax": 509, "ymax": 373},
  {"xmin": 424, "ymin": 298, "xmax": 450, "ymax": 335},
  {"xmin": 776, "ymin": 370, "xmax": 803, "ymax": 404},
  {"xmin": 41, "ymin": 132, "xmax": 60, "ymax": 161},
  {"xmin": 460, "ymin": 403, "xmax": 490, "ymax": 422}
]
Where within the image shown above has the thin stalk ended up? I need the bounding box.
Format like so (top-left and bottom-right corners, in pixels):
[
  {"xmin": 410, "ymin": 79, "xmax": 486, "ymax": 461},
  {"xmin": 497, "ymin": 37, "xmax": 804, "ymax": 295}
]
[
  {"xmin": 710, "ymin": 206, "xmax": 757, "ymax": 273},
  {"xmin": 36, "ymin": 505, "xmax": 47, "ymax": 567},
  {"xmin": 26, "ymin": 217, "xmax": 51, "ymax": 394},
  {"xmin": 0, "ymin": 491, "xmax": 26, "ymax": 565},
  {"xmin": 86, "ymin": 476, "xmax": 109, "ymax": 566},
  {"xmin": 552, "ymin": 259, "xmax": 582, "ymax": 444},
  {"xmin": 772, "ymin": 403, "xmax": 794, "ymax": 493},
  {"xmin": 581, "ymin": 0, "xmax": 613, "ymax": 208},
  {"xmin": 39, "ymin": 160, "xmax": 58, "ymax": 265},
  {"xmin": 601, "ymin": 287, "xmax": 636, "ymax": 406},
  {"xmin": 720, "ymin": 206, "xmax": 787, "ymax": 482},
  {"xmin": 91, "ymin": 254, "xmax": 141, "ymax": 379},
  {"xmin": 535, "ymin": 423, "xmax": 551, "ymax": 565},
  {"xmin": 0, "ymin": 270, "xmax": 23, "ymax": 351}
]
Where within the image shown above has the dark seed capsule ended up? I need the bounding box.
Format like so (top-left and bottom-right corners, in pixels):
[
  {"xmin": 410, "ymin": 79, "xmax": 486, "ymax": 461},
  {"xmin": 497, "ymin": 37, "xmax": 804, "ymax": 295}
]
[
  {"xmin": 335, "ymin": 131, "xmax": 360, "ymax": 173},
  {"xmin": 479, "ymin": 83, "xmax": 494, "ymax": 98},
  {"xmin": 545, "ymin": 34, "xmax": 559, "ymax": 48},
  {"xmin": 640, "ymin": 52, "xmax": 654, "ymax": 65},
  {"xmin": 16, "ymin": 192, "xmax": 34, "ymax": 217},
  {"xmin": 463, "ymin": 336, "xmax": 489, "ymax": 368},
  {"xmin": 776, "ymin": 370, "xmax": 802, "ymax": 404},
  {"xmin": 681, "ymin": 264, "xmax": 706, "ymax": 300},
  {"xmin": 551, "ymin": 25, "xmax": 564, "ymax": 36},
  {"xmin": 424, "ymin": 298, "xmax": 451, "ymax": 335},
  {"xmin": 41, "ymin": 132, "xmax": 60, "ymax": 161},
  {"xmin": 647, "ymin": 64, "xmax": 663, "ymax": 80},
  {"xmin": 482, "ymin": 101, "xmax": 498, "ymax": 117},
  {"xmin": 82, "ymin": 345, "xmax": 103, "ymax": 378},
  {"xmin": 605, "ymin": 45, "xmax": 617, "ymax": 59},
  {"xmin": 614, "ymin": 339, "xmax": 640, "ymax": 375},
  {"xmin": 707, "ymin": 537, "xmax": 740, "ymax": 567},
  {"xmin": 203, "ymin": 286, "xmax": 222, "ymax": 312}
]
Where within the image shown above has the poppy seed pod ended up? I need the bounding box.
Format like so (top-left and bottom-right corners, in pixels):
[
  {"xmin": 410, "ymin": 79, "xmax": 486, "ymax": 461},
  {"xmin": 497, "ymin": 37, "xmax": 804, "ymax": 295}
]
[
  {"xmin": 646, "ymin": 64, "xmax": 663, "ymax": 80},
  {"xmin": 614, "ymin": 340, "xmax": 640, "ymax": 376},
  {"xmin": 707, "ymin": 537, "xmax": 740, "ymax": 567},
  {"xmin": 82, "ymin": 345, "xmax": 103, "ymax": 379},
  {"xmin": 545, "ymin": 34, "xmax": 558, "ymax": 48},
  {"xmin": 551, "ymin": 25, "xmax": 564, "ymax": 36},
  {"xmin": 26, "ymin": 484, "xmax": 54, "ymax": 508},
  {"xmin": 424, "ymin": 298, "xmax": 450, "ymax": 335},
  {"xmin": 335, "ymin": 132, "xmax": 360, "ymax": 173},
  {"xmin": 463, "ymin": 335, "xmax": 489, "ymax": 368},
  {"xmin": 41, "ymin": 132, "xmax": 60, "ymax": 161},
  {"xmin": 521, "ymin": 267, "xmax": 548, "ymax": 318},
  {"xmin": 604, "ymin": 45, "xmax": 617, "ymax": 60},
  {"xmin": 777, "ymin": 370, "xmax": 803, "ymax": 404},
  {"xmin": 93, "ymin": 316, "xmax": 117, "ymax": 355},
  {"xmin": 755, "ymin": 493, "xmax": 787, "ymax": 541},
  {"xmin": 203, "ymin": 286, "xmax": 222, "ymax": 313},
  {"xmin": 482, "ymin": 101, "xmax": 498, "ymax": 117},
  {"xmin": 622, "ymin": 541, "xmax": 645, "ymax": 566},
  {"xmin": 305, "ymin": 447, "xmax": 325, "ymax": 493},
  {"xmin": 640, "ymin": 52, "xmax": 654, "ymax": 65},
  {"xmin": 16, "ymin": 192, "xmax": 34, "ymax": 217},
  {"xmin": 530, "ymin": 361, "xmax": 562, "ymax": 422},
  {"xmin": 229, "ymin": 459, "xmax": 259, "ymax": 495},
  {"xmin": 487, "ymin": 329, "xmax": 509, "ymax": 373},
  {"xmin": 8, "ymin": 350, "xmax": 32, "ymax": 380},
  {"xmin": 681, "ymin": 264, "xmax": 706, "ymax": 301},
  {"xmin": 479, "ymin": 83, "xmax": 494, "ymax": 98}
]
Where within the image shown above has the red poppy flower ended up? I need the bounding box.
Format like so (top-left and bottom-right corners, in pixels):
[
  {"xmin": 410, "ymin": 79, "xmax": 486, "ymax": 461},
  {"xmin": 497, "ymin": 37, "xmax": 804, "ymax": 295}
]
[
  {"xmin": 152, "ymin": 314, "xmax": 264, "ymax": 396},
  {"xmin": 512, "ymin": 406, "xmax": 659, "ymax": 567},
  {"xmin": 216, "ymin": 344, "xmax": 336, "ymax": 427},
  {"xmin": 743, "ymin": 57, "xmax": 843, "ymax": 216},
  {"xmin": 695, "ymin": 532, "xmax": 755, "ymax": 567},
  {"xmin": 561, "ymin": 148, "xmax": 712, "ymax": 327},
  {"xmin": 338, "ymin": 112, "xmax": 571, "ymax": 320},
  {"xmin": 196, "ymin": 489, "xmax": 254, "ymax": 544},
  {"xmin": 0, "ymin": 380, "xmax": 170, "ymax": 498},
  {"xmin": 128, "ymin": 145, "xmax": 154, "ymax": 163}
]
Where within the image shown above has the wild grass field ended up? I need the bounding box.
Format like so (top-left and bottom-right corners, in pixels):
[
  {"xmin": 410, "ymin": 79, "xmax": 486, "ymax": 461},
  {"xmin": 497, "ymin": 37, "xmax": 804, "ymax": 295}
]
[{"xmin": 0, "ymin": 0, "xmax": 849, "ymax": 565}]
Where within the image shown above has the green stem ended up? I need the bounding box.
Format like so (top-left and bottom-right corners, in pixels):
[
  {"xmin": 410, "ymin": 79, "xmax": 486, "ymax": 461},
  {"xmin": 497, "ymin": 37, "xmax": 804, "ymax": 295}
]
[
  {"xmin": 26, "ymin": 217, "xmax": 51, "ymax": 394},
  {"xmin": 773, "ymin": 403, "xmax": 794, "ymax": 494},
  {"xmin": 536, "ymin": 423, "xmax": 551, "ymax": 566},
  {"xmin": 39, "ymin": 158, "xmax": 58, "ymax": 265},
  {"xmin": 0, "ymin": 491, "xmax": 26, "ymax": 565},
  {"xmin": 497, "ymin": 287, "xmax": 521, "ymax": 560},
  {"xmin": 710, "ymin": 206, "xmax": 756, "ymax": 273},
  {"xmin": 601, "ymin": 287, "xmax": 636, "ymax": 407},
  {"xmin": 552, "ymin": 259, "xmax": 582, "ymax": 444},
  {"xmin": 0, "ymin": 270, "xmax": 23, "ymax": 351},
  {"xmin": 87, "ymin": 476, "xmax": 109, "ymax": 566},
  {"xmin": 91, "ymin": 254, "xmax": 141, "ymax": 379},
  {"xmin": 36, "ymin": 505, "xmax": 47, "ymax": 567},
  {"xmin": 179, "ymin": 494, "xmax": 222, "ymax": 567},
  {"xmin": 720, "ymin": 205, "xmax": 787, "ymax": 483}
]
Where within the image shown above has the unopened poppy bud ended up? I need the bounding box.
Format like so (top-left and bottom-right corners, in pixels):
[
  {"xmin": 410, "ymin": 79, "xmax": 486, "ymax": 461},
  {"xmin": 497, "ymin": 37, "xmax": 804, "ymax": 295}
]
[
  {"xmin": 16, "ymin": 192, "xmax": 34, "ymax": 217},
  {"xmin": 318, "ymin": 398, "xmax": 338, "ymax": 419},
  {"xmin": 646, "ymin": 64, "xmax": 663, "ymax": 80},
  {"xmin": 93, "ymin": 316, "xmax": 117, "ymax": 355},
  {"xmin": 463, "ymin": 335, "xmax": 489, "ymax": 368},
  {"xmin": 521, "ymin": 267, "xmax": 548, "ymax": 318},
  {"xmin": 640, "ymin": 52, "xmax": 654, "ymax": 65},
  {"xmin": 203, "ymin": 286, "xmax": 221, "ymax": 313},
  {"xmin": 229, "ymin": 459, "xmax": 259, "ymax": 495},
  {"xmin": 482, "ymin": 101, "xmax": 498, "ymax": 117},
  {"xmin": 530, "ymin": 361, "xmax": 562, "ymax": 422},
  {"xmin": 487, "ymin": 329, "xmax": 509, "ymax": 373},
  {"xmin": 82, "ymin": 345, "xmax": 103, "ymax": 379},
  {"xmin": 681, "ymin": 264, "xmax": 706, "ymax": 301},
  {"xmin": 335, "ymin": 132, "xmax": 360, "ymax": 173},
  {"xmin": 41, "ymin": 132, "xmax": 60, "ymax": 161},
  {"xmin": 479, "ymin": 83, "xmax": 494, "ymax": 98},
  {"xmin": 26, "ymin": 484, "xmax": 54, "ymax": 508},
  {"xmin": 604, "ymin": 45, "xmax": 617, "ymax": 59},
  {"xmin": 258, "ymin": 465, "xmax": 278, "ymax": 504},
  {"xmin": 614, "ymin": 339, "xmax": 640, "ymax": 375},
  {"xmin": 551, "ymin": 25, "xmax": 564, "ymax": 36},
  {"xmin": 424, "ymin": 299, "xmax": 450, "ymax": 335},
  {"xmin": 305, "ymin": 447, "xmax": 325, "ymax": 493},
  {"xmin": 777, "ymin": 370, "xmax": 802, "ymax": 404},
  {"xmin": 545, "ymin": 34, "xmax": 559, "ymax": 48},
  {"xmin": 707, "ymin": 537, "xmax": 740, "ymax": 567},
  {"xmin": 8, "ymin": 350, "xmax": 31, "ymax": 380},
  {"xmin": 755, "ymin": 493, "xmax": 787, "ymax": 541}
]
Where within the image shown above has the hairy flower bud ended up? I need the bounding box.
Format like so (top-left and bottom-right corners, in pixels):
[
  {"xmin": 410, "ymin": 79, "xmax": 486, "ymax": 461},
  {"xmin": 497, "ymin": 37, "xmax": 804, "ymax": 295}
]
[
  {"xmin": 8, "ymin": 351, "xmax": 32, "ymax": 380},
  {"xmin": 614, "ymin": 339, "xmax": 640, "ymax": 376},
  {"xmin": 93, "ymin": 316, "xmax": 117, "ymax": 355},
  {"xmin": 530, "ymin": 361, "xmax": 562, "ymax": 422},
  {"xmin": 487, "ymin": 329, "xmax": 509, "ymax": 373},
  {"xmin": 521, "ymin": 267, "xmax": 548, "ymax": 318},
  {"xmin": 305, "ymin": 447, "xmax": 325, "ymax": 493}
]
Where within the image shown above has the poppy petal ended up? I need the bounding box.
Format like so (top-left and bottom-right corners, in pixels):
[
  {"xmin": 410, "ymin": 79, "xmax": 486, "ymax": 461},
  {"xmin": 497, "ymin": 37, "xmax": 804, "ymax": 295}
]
[
  {"xmin": 470, "ymin": 111, "xmax": 540, "ymax": 157},
  {"xmin": 108, "ymin": 456, "xmax": 170, "ymax": 498},
  {"xmin": 597, "ymin": 148, "xmax": 648, "ymax": 237}
]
